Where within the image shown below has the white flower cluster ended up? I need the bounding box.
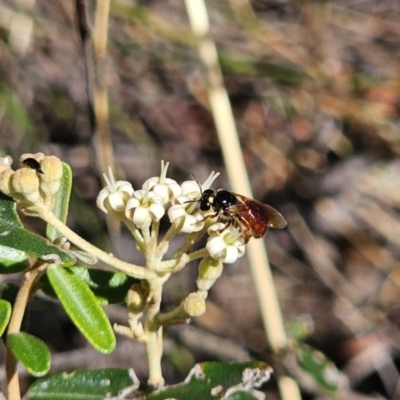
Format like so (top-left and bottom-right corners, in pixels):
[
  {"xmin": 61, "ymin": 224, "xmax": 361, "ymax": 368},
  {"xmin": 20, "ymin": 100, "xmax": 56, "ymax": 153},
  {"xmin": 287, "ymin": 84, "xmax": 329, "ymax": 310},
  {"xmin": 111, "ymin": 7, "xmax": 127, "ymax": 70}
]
[{"xmin": 96, "ymin": 161, "xmax": 245, "ymax": 264}]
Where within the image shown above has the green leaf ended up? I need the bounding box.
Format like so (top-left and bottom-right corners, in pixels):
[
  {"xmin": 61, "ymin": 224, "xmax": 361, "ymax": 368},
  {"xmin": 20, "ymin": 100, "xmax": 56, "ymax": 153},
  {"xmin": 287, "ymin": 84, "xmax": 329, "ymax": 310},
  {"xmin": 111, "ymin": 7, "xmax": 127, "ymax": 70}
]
[
  {"xmin": 219, "ymin": 56, "xmax": 310, "ymax": 84},
  {"xmin": 226, "ymin": 392, "xmax": 264, "ymax": 400},
  {"xmin": 0, "ymin": 193, "xmax": 75, "ymax": 269},
  {"xmin": 1, "ymin": 282, "xmax": 19, "ymax": 305},
  {"xmin": 0, "ymin": 299, "xmax": 11, "ymax": 336},
  {"xmin": 0, "ymin": 283, "xmax": 31, "ymax": 335},
  {"xmin": 40, "ymin": 267, "xmax": 136, "ymax": 305},
  {"xmin": 296, "ymin": 343, "xmax": 339, "ymax": 393},
  {"xmin": 28, "ymin": 368, "xmax": 138, "ymax": 400},
  {"xmin": 46, "ymin": 162, "xmax": 72, "ymax": 241},
  {"xmin": 148, "ymin": 361, "xmax": 272, "ymax": 400},
  {"xmin": 0, "ymin": 83, "xmax": 34, "ymax": 136},
  {"xmin": 287, "ymin": 316, "xmax": 313, "ymax": 341},
  {"xmin": 47, "ymin": 266, "xmax": 116, "ymax": 353},
  {"xmin": 28, "ymin": 364, "xmax": 270, "ymax": 400},
  {"xmin": 70, "ymin": 267, "xmax": 136, "ymax": 304},
  {"xmin": 0, "ymin": 244, "xmax": 29, "ymax": 273},
  {"xmin": 8, "ymin": 332, "xmax": 51, "ymax": 376}
]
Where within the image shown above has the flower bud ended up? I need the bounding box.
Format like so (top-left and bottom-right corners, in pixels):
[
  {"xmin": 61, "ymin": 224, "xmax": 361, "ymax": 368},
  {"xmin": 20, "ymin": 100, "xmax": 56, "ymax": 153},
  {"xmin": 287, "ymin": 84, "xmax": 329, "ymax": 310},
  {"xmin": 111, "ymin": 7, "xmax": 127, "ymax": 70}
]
[
  {"xmin": 0, "ymin": 169, "xmax": 15, "ymax": 195},
  {"xmin": 196, "ymin": 256, "xmax": 223, "ymax": 291},
  {"xmin": 38, "ymin": 156, "xmax": 63, "ymax": 196},
  {"xmin": 127, "ymin": 284, "xmax": 148, "ymax": 314},
  {"xmin": 10, "ymin": 168, "xmax": 41, "ymax": 205},
  {"xmin": 20, "ymin": 152, "xmax": 45, "ymax": 166},
  {"xmin": 182, "ymin": 292, "xmax": 206, "ymax": 317}
]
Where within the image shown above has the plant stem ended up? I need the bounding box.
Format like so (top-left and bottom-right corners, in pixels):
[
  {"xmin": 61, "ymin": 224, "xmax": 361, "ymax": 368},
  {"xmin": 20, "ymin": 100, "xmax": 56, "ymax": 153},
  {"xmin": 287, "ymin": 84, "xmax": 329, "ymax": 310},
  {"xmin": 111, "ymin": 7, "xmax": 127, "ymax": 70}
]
[
  {"xmin": 157, "ymin": 222, "xmax": 179, "ymax": 252},
  {"xmin": 144, "ymin": 279, "xmax": 165, "ymax": 387},
  {"xmin": 145, "ymin": 328, "xmax": 164, "ymax": 387},
  {"xmin": 39, "ymin": 210, "xmax": 156, "ymax": 280},
  {"xmin": 6, "ymin": 263, "xmax": 47, "ymax": 400},
  {"xmin": 121, "ymin": 217, "xmax": 145, "ymax": 252},
  {"xmin": 187, "ymin": 247, "xmax": 208, "ymax": 262}
]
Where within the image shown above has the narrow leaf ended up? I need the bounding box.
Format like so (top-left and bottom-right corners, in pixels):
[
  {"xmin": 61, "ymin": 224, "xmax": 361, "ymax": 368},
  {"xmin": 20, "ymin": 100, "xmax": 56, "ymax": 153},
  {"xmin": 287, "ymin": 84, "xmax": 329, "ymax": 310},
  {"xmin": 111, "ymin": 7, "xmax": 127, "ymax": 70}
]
[
  {"xmin": 219, "ymin": 56, "xmax": 310, "ymax": 83},
  {"xmin": 0, "ymin": 193, "xmax": 74, "ymax": 267},
  {"xmin": 47, "ymin": 266, "xmax": 116, "ymax": 353},
  {"xmin": 28, "ymin": 368, "xmax": 138, "ymax": 400},
  {"xmin": 46, "ymin": 162, "xmax": 72, "ymax": 241},
  {"xmin": 0, "ymin": 299, "xmax": 11, "ymax": 336},
  {"xmin": 8, "ymin": 332, "xmax": 50, "ymax": 376}
]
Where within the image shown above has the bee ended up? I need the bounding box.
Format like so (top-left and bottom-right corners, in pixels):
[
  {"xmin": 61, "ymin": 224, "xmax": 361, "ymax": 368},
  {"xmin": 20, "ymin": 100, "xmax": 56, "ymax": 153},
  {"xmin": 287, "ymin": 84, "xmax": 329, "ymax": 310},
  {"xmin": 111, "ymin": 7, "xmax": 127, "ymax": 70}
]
[
  {"xmin": 22, "ymin": 157, "xmax": 44, "ymax": 174},
  {"xmin": 197, "ymin": 188, "xmax": 287, "ymax": 243}
]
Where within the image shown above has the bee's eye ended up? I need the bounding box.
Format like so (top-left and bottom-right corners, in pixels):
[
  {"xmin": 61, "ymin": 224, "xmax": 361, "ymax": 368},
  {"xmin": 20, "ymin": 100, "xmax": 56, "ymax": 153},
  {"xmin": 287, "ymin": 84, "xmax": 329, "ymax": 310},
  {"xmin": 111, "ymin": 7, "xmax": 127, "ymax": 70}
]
[
  {"xmin": 199, "ymin": 199, "xmax": 211, "ymax": 211},
  {"xmin": 199, "ymin": 189, "xmax": 216, "ymax": 212}
]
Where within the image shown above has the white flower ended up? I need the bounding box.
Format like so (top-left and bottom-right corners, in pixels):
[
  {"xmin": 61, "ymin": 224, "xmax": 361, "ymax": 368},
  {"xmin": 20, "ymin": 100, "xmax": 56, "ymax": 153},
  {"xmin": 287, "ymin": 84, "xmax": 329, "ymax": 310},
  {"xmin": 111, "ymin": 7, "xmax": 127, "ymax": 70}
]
[
  {"xmin": 96, "ymin": 167, "xmax": 134, "ymax": 214},
  {"xmin": 142, "ymin": 160, "xmax": 181, "ymax": 204},
  {"xmin": 125, "ymin": 189, "xmax": 165, "ymax": 229},
  {"xmin": 168, "ymin": 195, "xmax": 205, "ymax": 233},
  {"xmin": 206, "ymin": 223, "xmax": 245, "ymax": 264},
  {"xmin": 167, "ymin": 172, "xmax": 223, "ymax": 234},
  {"xmin": 179, "ymin": 171, "xmax": 220, "ymax": 199},
  {"xmin": 180, "ymin": 180, "xmax": 201, "ymax": 197}
]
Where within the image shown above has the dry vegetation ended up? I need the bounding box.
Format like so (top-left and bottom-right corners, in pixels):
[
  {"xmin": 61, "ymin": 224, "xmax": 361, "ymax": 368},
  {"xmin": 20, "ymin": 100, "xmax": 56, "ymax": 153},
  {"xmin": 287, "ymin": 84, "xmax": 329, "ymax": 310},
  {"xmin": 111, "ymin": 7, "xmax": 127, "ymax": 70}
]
[{"xmin": 1, "ymin": 0, "xmax": 400, "ymax": 399}]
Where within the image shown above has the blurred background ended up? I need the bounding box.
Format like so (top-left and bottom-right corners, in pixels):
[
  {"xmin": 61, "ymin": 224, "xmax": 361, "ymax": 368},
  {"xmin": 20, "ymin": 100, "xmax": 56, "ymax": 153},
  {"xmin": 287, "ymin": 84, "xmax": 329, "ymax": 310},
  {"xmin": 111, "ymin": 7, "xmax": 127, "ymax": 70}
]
[{"xmin": 1, "ymin": 0, "xmax": 400, "ymax": 398}]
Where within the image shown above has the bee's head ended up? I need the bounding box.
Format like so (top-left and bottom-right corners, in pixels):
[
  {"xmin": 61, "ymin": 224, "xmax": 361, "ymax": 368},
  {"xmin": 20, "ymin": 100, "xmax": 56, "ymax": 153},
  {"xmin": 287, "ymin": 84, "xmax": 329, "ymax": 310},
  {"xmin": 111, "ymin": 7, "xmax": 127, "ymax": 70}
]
[{"xmin": 199, "ymin": 189, "xmax": 217, "ymax": 212}]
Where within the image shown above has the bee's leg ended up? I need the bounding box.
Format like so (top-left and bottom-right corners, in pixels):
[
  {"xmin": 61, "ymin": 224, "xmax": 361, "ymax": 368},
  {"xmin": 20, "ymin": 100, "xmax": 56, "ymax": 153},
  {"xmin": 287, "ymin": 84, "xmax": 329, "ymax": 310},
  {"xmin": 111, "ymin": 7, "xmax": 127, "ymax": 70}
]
[
  {"xmin": 217, "ymin": 220, "xmax": 232, "ymax": 233},
  {"xmin": 193, "ymin": 211, "xmax": 219, "ymax": 225},
  {"xmin": 233, "ymin": 217, "xmax": 252, "ymax": 242}
]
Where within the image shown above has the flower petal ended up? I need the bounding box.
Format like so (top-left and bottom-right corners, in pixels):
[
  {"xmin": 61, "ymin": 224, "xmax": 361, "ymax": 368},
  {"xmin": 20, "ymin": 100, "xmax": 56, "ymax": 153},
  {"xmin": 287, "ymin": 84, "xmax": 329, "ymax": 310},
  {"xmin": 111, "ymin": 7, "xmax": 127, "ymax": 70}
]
[
  {"xmin": 149, "ymin": 203, "xmax": 165, "ymax": 221},
  {"xmin": 96, "ymin": 188, "xmax": 110, "ymax": 213},
  {"xmin": 206, "ymin": 236, "xmax": 227, "ymax": 258},
  {"xmin": 168, "ymin": 204, "xmax": 186, "ymax": 222},
  {"xmin": 107, "ymin": 191, "xmax": 126, "ymax": 212},
  {"xmin": 181, "ymin": 180, "xmax": 200, "ymax": 197},
  {"xmin": 116, "ymin": 181, "xmax": 134, "ymax": 195},
  {"xmin": 221, "ymin": 246, "xmax": 238, "ymax": 264},
  {"xmin": 133, "ymin": 206, "xmax": 151, "ymax": 228}
]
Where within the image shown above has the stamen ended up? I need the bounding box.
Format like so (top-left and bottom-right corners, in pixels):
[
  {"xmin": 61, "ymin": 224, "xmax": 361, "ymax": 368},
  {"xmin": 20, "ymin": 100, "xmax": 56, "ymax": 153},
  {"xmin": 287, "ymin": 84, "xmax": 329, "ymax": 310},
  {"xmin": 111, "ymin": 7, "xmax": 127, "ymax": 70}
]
[
  {"xmin": 159, "ymin": 160, "xmax": 170, "ymax": 184},
  {"xmin": 201, "ymin": 171, "xmax": 220, "ymax": 191}
]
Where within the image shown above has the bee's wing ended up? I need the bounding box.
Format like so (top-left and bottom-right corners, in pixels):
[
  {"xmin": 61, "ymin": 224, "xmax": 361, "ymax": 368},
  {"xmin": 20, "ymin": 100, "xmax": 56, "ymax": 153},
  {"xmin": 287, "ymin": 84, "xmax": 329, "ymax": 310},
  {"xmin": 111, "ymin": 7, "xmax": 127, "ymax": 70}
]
[{"xmin": 233, "ymin": 193, "xmax": 287, "ymax": 229}]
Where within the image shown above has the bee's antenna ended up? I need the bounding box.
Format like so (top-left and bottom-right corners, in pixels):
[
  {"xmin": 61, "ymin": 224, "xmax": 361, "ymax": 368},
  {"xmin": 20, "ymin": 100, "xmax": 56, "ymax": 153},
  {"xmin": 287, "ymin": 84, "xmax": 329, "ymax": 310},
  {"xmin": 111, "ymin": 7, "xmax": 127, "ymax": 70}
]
[
  {"xmin": 184, "ymin": 174, "xmax": 203, "ymax": 205},
  {"xmin": 191, "ymin": 174, "xmax": 203, "ymax": 195}
]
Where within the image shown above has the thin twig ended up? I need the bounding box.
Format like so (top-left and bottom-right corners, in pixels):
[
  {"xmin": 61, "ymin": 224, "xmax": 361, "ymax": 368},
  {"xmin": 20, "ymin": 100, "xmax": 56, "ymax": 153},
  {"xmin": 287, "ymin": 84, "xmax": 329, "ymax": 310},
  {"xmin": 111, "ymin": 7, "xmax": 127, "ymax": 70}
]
[
  {"xmin": 39, "ymin": 210, "xmax": 155, "ymax": 280},
  {"xmin": 93, "ymin": 0, "xmax": 115, "ymax": 175},
  {"xmin": 74, "ymin": 0, "xmax": 96, "ymax": 132},
  {"xmin": 6, "ymin": 263, "xmax": 48, "ymax": 400},
  {"xmin": 183, "ymin": 1, "xmax": 301, "ymax": 399}
]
